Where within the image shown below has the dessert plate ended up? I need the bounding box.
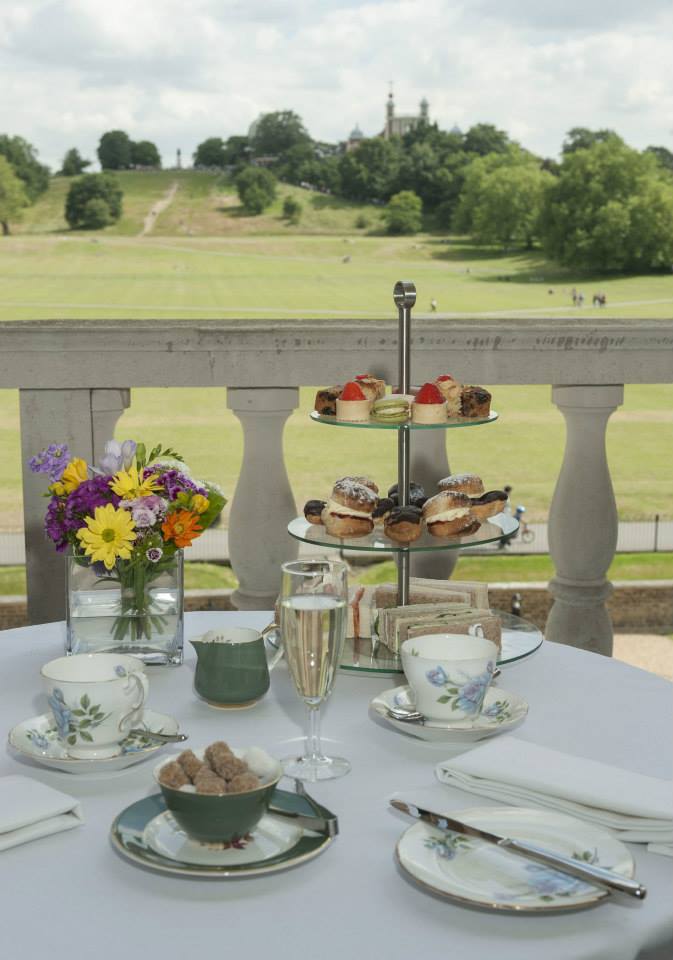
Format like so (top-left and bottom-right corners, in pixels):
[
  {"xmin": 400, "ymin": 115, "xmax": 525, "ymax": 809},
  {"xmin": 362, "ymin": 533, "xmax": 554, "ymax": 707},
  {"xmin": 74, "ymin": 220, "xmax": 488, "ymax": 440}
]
[
  {"xmin": 370, "ymin": 685, "xmax": 528, "ymax": 742},
  {"xmin": 396, "ymin": 806, "xmax": 634, "ymax": 913},
  {"xmin": 8, "ymin": 709, "xmax": 180, "ymax": 773},
  {"xmin": 111, "ymin": 789, "xmax": 335, "ymax": 878}
]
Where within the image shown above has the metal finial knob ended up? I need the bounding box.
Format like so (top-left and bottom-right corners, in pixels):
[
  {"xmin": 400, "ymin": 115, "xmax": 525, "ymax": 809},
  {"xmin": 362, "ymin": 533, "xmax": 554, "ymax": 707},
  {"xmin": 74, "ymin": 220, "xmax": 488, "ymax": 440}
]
[{"xmin": 393, "ymin": 281, "xmax": 416, "ymax": 308}]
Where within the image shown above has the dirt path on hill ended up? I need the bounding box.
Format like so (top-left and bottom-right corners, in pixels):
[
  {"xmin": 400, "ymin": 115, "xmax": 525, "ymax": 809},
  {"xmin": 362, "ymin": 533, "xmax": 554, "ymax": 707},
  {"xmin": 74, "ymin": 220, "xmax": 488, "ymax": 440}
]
[{"xmin": 139, "ymin": 181, "xmax": 178, "ymax": 236}]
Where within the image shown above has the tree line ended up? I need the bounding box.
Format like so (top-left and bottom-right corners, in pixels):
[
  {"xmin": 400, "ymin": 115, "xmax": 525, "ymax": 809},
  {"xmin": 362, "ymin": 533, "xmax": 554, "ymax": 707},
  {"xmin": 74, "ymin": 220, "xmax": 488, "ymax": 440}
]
[{"xmin": 1, "ymin": 115, "xmax": 673, "ymax": 271}]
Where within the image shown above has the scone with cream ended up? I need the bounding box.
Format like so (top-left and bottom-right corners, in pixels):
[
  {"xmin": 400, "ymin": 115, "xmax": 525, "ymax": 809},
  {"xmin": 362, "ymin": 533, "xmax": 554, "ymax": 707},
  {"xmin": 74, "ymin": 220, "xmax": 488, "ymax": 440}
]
[
  {"xmin": 422, "ymin": 491, "xmax": 481, "ymax": 538},
  {"xmin": 322, "ymin": 478, "xmax": 377, "ymax": 538}
]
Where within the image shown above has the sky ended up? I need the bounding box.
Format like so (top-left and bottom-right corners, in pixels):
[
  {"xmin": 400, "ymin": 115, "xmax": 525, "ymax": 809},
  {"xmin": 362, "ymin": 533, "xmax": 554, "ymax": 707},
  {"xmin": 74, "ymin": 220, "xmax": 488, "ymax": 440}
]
[{"xmin": 0, "ymin": 0, "xmax": 671, "ymax": 171}]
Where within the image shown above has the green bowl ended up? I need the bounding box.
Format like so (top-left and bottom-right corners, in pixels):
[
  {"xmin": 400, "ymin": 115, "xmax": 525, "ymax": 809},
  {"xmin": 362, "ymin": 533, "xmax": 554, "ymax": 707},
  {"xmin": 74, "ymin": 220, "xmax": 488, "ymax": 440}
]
[{"xmin": 153, "ymin": 748, "xmax": 282, "ymax": 843}]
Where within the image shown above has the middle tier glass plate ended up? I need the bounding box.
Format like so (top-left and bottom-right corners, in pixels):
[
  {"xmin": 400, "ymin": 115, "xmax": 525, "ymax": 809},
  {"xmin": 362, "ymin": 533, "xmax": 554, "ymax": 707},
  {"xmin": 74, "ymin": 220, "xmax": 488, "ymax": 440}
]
[{"xmin": 287, "ymin": 513, "xmax": 518, "ymax": 553}]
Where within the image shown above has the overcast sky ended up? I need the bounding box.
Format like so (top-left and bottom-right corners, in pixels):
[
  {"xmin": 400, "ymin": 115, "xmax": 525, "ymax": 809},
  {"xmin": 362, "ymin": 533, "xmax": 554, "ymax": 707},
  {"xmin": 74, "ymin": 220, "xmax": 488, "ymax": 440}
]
[{"xmin": 1, "ymin": 0, "xmax": 671, "ymax": 170}]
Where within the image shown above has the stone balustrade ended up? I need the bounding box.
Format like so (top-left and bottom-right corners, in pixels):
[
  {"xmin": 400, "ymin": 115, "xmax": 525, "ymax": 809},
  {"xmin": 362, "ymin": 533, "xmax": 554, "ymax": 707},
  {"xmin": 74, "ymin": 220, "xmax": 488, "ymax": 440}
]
[{"xmin": 2, "ymin": 317, "xmax": 671, "ymax": 656}]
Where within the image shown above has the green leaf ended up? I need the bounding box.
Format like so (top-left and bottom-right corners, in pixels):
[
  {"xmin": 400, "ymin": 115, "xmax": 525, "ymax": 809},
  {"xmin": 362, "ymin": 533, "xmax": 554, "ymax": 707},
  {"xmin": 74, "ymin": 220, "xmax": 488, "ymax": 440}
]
[
  {"xmin": 90, "ymin": 704, "xmax": 101, "ymax": 714},
  {"xmin": 72, "ymin": 709, "xmax": 86, "ymax": 717},
  {"xmin": 81, "ymin": 694, "xmax": 90, "ymax": 709},
  {"xmin": 437, "ymin": 695, "xmax": 450, "ymax": 704},
  {"xmin": 79, "ymin": 718, "xmax": 91, "ymax": 728},
  {"xmin": 67, "ymin": 734, "xmax": 76, "ymax": 745},
  {"xmin": 135, "ymin": 442, "xmax": 146, "ymax": 467},
  {"xmin": 80, "ymin": 730, "xmax": 94, "ymax": 742}
]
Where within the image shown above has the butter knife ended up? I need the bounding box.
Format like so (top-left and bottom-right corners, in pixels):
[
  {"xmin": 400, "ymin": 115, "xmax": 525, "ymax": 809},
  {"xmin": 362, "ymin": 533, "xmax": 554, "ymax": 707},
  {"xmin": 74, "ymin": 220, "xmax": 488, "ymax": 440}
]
[{"xmin": 390, "ymin": 799, "xmax": 646, "ymax": 900}]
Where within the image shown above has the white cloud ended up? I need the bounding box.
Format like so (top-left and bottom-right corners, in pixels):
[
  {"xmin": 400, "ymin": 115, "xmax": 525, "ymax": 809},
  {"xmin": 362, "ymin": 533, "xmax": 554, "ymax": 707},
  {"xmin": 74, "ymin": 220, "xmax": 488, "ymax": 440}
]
[{"xmin": 0, "ymin": 0, "xmax": 671, "ymax": 170}]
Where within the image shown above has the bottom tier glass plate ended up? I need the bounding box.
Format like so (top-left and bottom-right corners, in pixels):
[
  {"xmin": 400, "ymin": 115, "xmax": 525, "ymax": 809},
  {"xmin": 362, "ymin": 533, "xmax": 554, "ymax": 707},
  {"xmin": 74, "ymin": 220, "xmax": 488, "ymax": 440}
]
[{"xmin": 339, "ymin": 611, "xmax": 543, "ymax": 675}]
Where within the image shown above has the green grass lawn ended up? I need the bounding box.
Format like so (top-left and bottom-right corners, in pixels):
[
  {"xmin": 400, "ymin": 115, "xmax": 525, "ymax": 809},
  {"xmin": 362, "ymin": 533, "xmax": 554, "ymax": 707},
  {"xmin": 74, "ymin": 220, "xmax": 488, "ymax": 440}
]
[{"xmin": 0, "ymin": 551, "xmax": 670, "ymax": 596}]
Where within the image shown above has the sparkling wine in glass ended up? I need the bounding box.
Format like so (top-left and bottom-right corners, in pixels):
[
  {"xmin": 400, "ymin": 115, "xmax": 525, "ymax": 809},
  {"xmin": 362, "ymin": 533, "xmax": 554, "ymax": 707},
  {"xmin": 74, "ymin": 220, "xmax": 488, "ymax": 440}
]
[{"xmin": 280, "ymin": 558, "xmax": 349, "ymax": 782}]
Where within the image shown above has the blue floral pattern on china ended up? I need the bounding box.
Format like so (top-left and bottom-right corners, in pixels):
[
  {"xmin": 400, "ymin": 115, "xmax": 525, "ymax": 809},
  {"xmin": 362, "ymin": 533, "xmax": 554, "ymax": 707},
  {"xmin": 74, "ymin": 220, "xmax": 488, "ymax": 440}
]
[
  {"xmin": 424, "ymin": 831, "xmax": 472, "ymax": 860},
  {"xmin": 495, "ymin": 849, "xmax": 602, "ymax": 903},
  {"xmin": 46, "ymin": 689, "xmax": 110, "ymax": 747},
  {"xmin": 424, "ymin": 661, "xmax": 495, "ymax": 715},
  {"xmin": 481, "ymin": 699, "xmax": 512, "ymax": 723}
]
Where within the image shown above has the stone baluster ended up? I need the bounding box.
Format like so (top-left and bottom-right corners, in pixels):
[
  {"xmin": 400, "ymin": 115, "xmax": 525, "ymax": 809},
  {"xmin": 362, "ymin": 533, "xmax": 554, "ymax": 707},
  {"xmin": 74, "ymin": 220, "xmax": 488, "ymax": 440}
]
[
  {"xmin": 227, "ymin": 388, "xmax": 299, "ymax": 610},
  {"xmin": 546, "ymin": 385, "xmax": 624, "ymax": 656},
  {"xmin": 410, "ymin": 430, "xmax": 458, "ymax": 581},
  {"xmin": 19, "ymin": 388, "xmax": 130, "ymax": 625}
]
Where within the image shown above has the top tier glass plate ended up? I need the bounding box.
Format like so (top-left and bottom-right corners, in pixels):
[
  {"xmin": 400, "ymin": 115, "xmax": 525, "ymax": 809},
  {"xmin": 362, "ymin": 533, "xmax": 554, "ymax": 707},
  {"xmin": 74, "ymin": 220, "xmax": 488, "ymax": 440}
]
[
  {"xmin": 310, "ymin": 410, "xmax": 498, "ymax": 430},
  {"xmin": 288, "ymin": 513, "xmax": 518, "ymax": 553}
]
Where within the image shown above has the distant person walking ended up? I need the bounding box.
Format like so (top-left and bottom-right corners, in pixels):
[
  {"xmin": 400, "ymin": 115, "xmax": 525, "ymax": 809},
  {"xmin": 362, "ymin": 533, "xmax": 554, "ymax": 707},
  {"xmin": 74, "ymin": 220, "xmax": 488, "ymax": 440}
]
[
  {"xmin": 571, "ymin": 287, "xmax": 578, "ymax": 306},
  {"xmin": 577, "ymin": 291, "xmax": 585, "ymax": 307},
  {"xmin": 430, "ymin": 298, "xmax": 437, "ymax": 312}
]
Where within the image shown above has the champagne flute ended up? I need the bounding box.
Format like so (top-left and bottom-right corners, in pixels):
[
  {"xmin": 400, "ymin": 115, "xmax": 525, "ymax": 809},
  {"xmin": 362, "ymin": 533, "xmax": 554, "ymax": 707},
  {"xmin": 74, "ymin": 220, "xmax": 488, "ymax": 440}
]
[{"xmin": 280, "ymin": 558, "xmax": 350, "ymax": 782}]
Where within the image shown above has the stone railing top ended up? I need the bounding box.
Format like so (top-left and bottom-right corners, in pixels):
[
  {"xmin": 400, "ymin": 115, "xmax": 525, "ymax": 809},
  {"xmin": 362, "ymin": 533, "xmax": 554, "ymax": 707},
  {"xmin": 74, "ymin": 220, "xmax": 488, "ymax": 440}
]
[{"xmin": 1, "ymin": 317, "xmax": 671, "ymax": 386}]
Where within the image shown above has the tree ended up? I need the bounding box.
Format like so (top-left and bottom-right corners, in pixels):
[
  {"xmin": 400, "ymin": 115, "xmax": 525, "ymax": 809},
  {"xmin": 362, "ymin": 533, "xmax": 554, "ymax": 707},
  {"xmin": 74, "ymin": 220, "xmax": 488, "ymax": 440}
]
[
  {"xmin": 470, "ymin": 164, "xmax": 555, "ymax": 248},
  {"xmin": 453, "ymin": 146, "xmax": 532, "ymax": 234},
  {"xmin": 97, "ymin": 130, "xmax": 132, "ymax": 170},
  {"xmin": 65, "ymin": 173, "xmax": 123, "ymax": 229},
  {"xmin": 222, "ymin": 135, "xmax": 250, "ymax": 167},
  {"xmin": 0, "ymin": 134, "xmax": 50, "ymax": 200},
  {"xmin": 193, "ymin": 137, "xmax": 227, "ymax": 168},
  {"xmin": 250, "ymin": 111, "xmax": 310, "ymax": 158},
  {"xmin": 463, "ymin": 123, "xmax": 510, "ymax": 156},
  {"xmin": 338, "ymin": 137, "xmax": 400, "ymax": 202},
  {"xmin": 131, "ymin": 140, "xmax": 161, "ymax": 168},
  {"xmin": 541, "ymin": 137, "xmax": 673, "ymax": 271},
  {"xmin": 235, "ymin": 166, "xmax": 276, "ymax": 214},
  {"xmin": 282, "ymin": 195, "xmax": 302, "ymax": 224},
  {"xmin": 0, "ymin": 155, "xmax": 28, "ymax": 235},
  {"xmin": 383, "ymin": 190, "xmax": 422, "ymax": 234},
  {"xmin": 645, "ymin": 146, "xmax": 673, "ymax": 174},
  {"xmin": 562, "ymin": 127, "xmax": 615, "ymax": 155},
  {"xmin": 59, "ymin": 148, "xmax": 91, "ymax": 177}
]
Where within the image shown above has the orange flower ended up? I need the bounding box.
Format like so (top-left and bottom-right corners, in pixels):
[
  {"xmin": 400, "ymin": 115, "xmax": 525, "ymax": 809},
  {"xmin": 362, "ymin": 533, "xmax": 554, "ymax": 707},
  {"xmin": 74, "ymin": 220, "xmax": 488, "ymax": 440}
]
[{"xmin": 162, "ymin": 510, "xmax": 202, "ymax": 548}]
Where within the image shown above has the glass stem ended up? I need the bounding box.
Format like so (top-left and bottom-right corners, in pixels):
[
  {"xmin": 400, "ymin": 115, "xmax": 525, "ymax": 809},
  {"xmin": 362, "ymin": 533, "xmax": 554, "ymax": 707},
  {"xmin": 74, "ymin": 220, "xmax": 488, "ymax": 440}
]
[{"xmin": 305, "ymin": 704, "xmax": 323, "ymax": 762}]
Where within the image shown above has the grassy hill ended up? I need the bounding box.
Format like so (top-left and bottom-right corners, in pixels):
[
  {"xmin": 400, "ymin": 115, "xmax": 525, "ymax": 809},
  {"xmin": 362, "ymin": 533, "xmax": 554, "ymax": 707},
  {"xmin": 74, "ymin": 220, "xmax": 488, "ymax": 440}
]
[{"xmin": 16, "ymin": 170, "xmax": 386, "ymax": 237}]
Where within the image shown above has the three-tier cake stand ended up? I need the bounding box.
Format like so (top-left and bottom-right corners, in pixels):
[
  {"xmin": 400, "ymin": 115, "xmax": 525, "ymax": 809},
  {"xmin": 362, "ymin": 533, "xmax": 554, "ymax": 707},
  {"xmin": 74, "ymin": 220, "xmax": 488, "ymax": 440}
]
[{"xmin": 287, "ymin": 281, "xmax": 541, "ymax": 674}]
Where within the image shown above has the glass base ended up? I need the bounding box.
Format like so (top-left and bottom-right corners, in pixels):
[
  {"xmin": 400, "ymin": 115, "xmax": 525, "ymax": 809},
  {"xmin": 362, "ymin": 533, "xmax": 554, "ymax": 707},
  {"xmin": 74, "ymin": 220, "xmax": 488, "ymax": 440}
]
[{"xmin": 282, "ymin": 754, "xmax": 351, "ymax": 782}]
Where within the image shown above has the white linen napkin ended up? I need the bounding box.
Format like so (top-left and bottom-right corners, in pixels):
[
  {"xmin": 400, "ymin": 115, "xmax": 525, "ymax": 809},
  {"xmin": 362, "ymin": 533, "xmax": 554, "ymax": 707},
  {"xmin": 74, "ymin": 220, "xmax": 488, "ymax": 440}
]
[
  {"xmin": 436, "ymin": 738, "xmax": 673, "ymax": 856},
  {"xmin": 0, "ymin": 775, "xmax": 84, "ymax": 851}
]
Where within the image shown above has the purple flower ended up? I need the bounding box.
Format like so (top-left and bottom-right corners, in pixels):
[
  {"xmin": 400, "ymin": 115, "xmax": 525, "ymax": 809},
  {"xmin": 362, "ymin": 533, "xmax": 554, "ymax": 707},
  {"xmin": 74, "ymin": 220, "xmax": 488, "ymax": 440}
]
[
  {"xmin": 152, "ymin": 468, "xmax": 206, "ymax": 501},
  {"xmin": 426, "ymin": 665, "xmax": 449, "ymax": 687},
  {"xmin": 45, "ymin": 497, "xmax": 69, "ymax": 552},
  {"xmin": 29, "ymin": 444, "xmax": 70, "ymax": 482},
  {"xmin": 146, "ymin": 547, "xmax": 163, "ymax": 563},
  {"xmin": 130, "ymin": 502, "xmax": 158, "ymax": 527},
  {"xmin": 64, "ymin": 477, "xmax": 119, "ymax": 531}
]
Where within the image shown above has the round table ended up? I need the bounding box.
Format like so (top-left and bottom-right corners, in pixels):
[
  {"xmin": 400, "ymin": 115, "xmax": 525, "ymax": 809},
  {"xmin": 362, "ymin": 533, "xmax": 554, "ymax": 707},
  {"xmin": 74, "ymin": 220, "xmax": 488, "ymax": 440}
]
[{"xmin": 1, "ymin": 612, "xmax": 672, "ymax": 960}]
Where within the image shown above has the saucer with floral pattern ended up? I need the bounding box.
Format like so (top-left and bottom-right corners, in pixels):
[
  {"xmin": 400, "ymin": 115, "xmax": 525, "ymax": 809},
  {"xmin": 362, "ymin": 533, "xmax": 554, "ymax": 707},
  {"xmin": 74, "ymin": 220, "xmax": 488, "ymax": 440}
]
[
  {"xmin": 370, "ymin": 685, "xmax": 528, "ymax": 743},
  {"xmin": 8, "ymin": 709, "xmax": 180, "ymax": 773}
]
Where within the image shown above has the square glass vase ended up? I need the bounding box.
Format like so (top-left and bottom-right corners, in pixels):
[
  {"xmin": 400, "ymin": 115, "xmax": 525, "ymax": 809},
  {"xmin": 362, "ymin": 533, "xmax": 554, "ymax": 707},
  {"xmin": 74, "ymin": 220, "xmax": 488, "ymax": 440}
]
[{"xmin": 66, "ymin": 552, "xmax": 184, "ymax": 665}]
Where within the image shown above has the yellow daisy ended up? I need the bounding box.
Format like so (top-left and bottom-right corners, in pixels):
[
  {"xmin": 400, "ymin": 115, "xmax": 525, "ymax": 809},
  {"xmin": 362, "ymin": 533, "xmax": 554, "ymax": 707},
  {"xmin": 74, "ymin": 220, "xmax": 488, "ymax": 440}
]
[
  {"xmin": 190, "ymin": 494, "xmax": 209, "ymax": 514},
  {"xmin": 76, "ymin": 504, "xmax": 137, "ymax": 570},
  {"xmin": 109, "ymin": 462, "xmax": 161, "ymax": 500},
  {"xmin": 51, "ymin": 458, "xmax": 88, "ymax": 495}
]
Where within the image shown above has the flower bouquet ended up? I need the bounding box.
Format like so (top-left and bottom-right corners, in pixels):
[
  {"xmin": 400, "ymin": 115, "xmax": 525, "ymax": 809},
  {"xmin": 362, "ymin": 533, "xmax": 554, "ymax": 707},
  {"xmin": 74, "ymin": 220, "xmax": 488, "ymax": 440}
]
[{"xmin": 30, "ymin": 440, "xmax": 226, "ymax": 664}]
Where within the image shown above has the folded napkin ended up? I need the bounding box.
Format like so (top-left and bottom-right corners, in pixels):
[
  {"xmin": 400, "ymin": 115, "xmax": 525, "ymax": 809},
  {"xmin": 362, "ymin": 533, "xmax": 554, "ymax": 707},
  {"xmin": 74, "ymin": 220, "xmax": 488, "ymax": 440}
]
[
  {"xmin": 0, "ymin": 775, "xmax": 84, "ymax": 852},
  {"xmin": 436, "ymin": 738, "xmax": 673, "ymax": 856}
]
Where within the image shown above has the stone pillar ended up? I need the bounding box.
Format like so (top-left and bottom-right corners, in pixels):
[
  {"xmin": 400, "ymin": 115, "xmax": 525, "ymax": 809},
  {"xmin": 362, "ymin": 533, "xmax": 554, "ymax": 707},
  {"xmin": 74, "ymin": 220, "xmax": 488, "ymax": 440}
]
[
  {"xmin": 227, "ymin": 388, "xmax": 299, "ymax": 610},
  {"xmin": 19, "ymin": 388, "xmax": 130, "ymax": 625},
  {"xmin": 546, "ymin": 385, "xmax": 624, "ymax": 656},
  {"xmin": 409, "ymin": 429, "xmax": 458, "ymax": 580}
]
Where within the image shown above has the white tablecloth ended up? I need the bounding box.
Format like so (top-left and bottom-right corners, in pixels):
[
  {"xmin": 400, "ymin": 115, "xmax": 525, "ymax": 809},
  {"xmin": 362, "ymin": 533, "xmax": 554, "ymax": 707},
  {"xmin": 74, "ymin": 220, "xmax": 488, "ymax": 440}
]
[{"xmin": 1, "ymin": 612, "xmax": 671, "ymax": 960}]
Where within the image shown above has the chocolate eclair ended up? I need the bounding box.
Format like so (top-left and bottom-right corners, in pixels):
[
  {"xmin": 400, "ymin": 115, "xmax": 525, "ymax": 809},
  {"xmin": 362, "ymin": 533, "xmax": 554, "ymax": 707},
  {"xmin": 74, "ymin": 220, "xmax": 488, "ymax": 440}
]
[
  {"xmin": 372, "ymin": 496, "xmax": 395, "ymax": 526},
  {"xmin": 303, "ymin": 499, "xmax": 326, "ymax": 525},
  {"xmin": 469, "ymin": 490, "xmax": 508, "ymax": 521},
  {"xmin": 387, "ymin": 482, "xmax": 427, "ymax": 508},
  {"xmin": 384, "ymin": 505, "xmax": 423, "ymax": 543}
]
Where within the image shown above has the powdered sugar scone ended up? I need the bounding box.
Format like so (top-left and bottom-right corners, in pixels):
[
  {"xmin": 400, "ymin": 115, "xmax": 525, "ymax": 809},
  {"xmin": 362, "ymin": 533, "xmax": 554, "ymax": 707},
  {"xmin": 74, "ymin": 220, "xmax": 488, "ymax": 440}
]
[
  {"xmin": 434, "ymin": 374, "xmax": 462, "ymax": 416},
  {"xmin": 322, "ymin": 477, "xmax": 377, "ymax": 538},
  {"xmin": 422, "ymin": 491, "xmax": 481, "ymax": 538}
]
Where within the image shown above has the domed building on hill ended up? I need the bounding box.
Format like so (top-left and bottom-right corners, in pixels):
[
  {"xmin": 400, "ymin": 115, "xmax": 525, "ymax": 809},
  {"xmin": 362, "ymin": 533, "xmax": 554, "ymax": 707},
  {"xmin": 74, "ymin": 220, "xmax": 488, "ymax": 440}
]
[{"xmin": 345, "ymin": 89, "xmax": 432, "ymax": 149}]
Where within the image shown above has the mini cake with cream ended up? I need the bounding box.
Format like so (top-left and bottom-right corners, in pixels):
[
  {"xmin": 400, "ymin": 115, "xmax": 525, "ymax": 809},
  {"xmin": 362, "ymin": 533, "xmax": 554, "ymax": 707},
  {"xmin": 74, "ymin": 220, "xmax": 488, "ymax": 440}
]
[
  {"xmin": 411, "ymin": 382, "xmax": 447, "ymax": 424},
  {"xmin": 336, "ymin": 381, "xmax": 373, "ymax": 422},
  {"xmin": 434, "ymin": 374, "xmax": 462, "ymax": 416},
  {"xmin": 354, "ymin": 373, "xmax": 386, "ymax": 400},
  {"xmin": 321, "ymin": 477, "xmax": 377, "ymax": 538}
]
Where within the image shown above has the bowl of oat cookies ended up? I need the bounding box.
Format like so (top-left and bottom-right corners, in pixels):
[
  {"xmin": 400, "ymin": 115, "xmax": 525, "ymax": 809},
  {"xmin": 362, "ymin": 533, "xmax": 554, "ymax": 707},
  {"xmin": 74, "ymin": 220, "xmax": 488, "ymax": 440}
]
[{"xmin": 154, "ymin": 740, "xmax": 282, "ymax": 843}]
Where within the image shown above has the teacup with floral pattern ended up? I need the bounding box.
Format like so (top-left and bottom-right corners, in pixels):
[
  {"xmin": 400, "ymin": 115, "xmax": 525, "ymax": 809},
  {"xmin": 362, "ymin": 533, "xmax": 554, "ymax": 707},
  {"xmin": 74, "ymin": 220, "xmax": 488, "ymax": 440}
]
[
  {"xmin": 41, "ymin": 653, "xmax": 149, "ymax": 759},
  {"xmin": 400, "ymin": 634, "xmax": 498, "ymax": 722}
]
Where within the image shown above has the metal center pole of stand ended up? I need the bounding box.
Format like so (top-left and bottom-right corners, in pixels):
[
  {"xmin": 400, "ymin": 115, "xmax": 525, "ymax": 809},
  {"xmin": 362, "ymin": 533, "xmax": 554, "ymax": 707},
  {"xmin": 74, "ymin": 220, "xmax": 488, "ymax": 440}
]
[{"xmin": 393, "ymin": 281, "xmax": 416, "ymax": 607}]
